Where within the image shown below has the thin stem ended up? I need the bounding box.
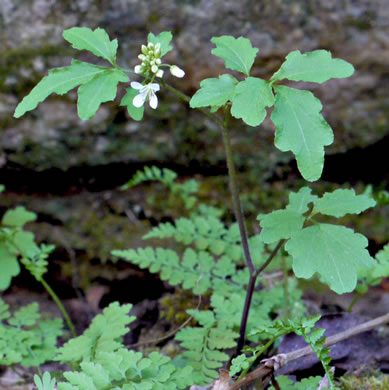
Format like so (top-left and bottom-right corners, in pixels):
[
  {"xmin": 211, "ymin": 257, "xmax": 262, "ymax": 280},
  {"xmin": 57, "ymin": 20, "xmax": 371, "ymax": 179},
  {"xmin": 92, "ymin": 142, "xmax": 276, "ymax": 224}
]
[
  {"xmin": 346, "ymin": 290, "xmax": 362, "ymax": 312},
  {"xmin": 282, "ymin": 256, "xmax": 289, "ymax": 319},
  {"xmin": 220, "ymin": 109, "xmax": 255, "ymax": 275},
  {"xmin": 236, "ymin": 275, "xmax": 256, "ymax": 354},
  {"xmin": 41, "ymin": 278, "xmax": 77, "ymax": 337},
  {"xmin": 255, "ymin": 239, "xmax": 286, "ymax": 278}
]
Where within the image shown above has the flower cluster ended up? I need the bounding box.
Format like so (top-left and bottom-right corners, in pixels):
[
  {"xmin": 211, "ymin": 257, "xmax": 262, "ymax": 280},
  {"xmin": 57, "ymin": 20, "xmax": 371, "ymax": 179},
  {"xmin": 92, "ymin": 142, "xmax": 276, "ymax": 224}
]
[
  {"xmin": 135, "ymin": 42, "xmax": 163, "ymax": 78},
  {"xmin": 132, "ymin": 40, "xmax": 185, "ymax": 109}
]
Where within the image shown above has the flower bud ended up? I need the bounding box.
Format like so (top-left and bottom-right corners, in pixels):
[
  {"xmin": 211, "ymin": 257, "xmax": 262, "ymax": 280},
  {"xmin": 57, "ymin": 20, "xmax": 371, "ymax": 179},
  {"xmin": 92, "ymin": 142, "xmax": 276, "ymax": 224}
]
[
  {"xmin": 134, "ymin": 65, "xmax": 142, "ymax": 74},
  {"xmin": 148, "ymin": 42, "xmax": 154, "ymax": 48},
  {"xmin": 138, "ymin": 54, "xmax": 146, "ymax": 61},
  {"xmin": 156, "ymin": 58, "xmax": 162, "ymax": 65},
  {"xmin": 156, "ymin": 69, "xmax": 164, "ymax": 78},
  {"xmin": 141, "ymin": 45, "xmax": 148, "ymax": 55},
  {"xmin": 151, "ymin": 64, "xmax": 159, "ymax": 73},
  {"xmin": 170, "ymin": 65, "xmax": 185, "ymax": 78}
]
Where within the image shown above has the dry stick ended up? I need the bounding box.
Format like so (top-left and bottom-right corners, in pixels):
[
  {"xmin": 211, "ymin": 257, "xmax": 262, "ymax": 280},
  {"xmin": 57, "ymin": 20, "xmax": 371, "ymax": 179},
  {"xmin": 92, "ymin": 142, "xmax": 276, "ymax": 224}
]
[{"xmin": 228, "ymin": 312, "xmax": 389, "ymax": 390}]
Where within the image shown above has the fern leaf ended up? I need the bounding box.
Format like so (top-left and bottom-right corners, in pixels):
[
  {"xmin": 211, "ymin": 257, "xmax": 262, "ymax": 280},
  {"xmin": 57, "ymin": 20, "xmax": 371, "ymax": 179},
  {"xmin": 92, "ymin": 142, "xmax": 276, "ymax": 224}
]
[
  {"xmin": 144, "ymin": 216, "xmax": 241, "ymax": 259},
  {"xmin": 56, "ymin": 302, "xmax": 135, "ymax": 364}
]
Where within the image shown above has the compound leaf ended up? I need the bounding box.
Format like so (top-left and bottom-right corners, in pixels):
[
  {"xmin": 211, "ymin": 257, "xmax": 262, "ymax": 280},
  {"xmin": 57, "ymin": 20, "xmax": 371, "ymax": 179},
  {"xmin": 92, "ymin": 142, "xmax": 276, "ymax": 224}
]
[
  {"xmin": 63, "ymin": 27, "xmax": 118, "ymax": 65},
  {"xmin": 190, "ymin": 74, "xmax": 238, "ymax": 108},
  {"xmin": 148, "ymin": 31, "xmax": 173, "ymax": 56},
  {"xmin": 77, "ymin": 69, "xmax": 129, "ymax": 120},
  {"xmin": 312, "ymin": 188, "xmax": 376, "ymax": 217},
  {"xmin": 286, "ymin": 224, "xmax": 374, "ymax": 294},
  {"xmin": 120, "ymin": 87, "xmax": 144, "ymax": 121},
  {"xmin": 257, "ymin": 210, "xmax": 305, "ymax": 244},
  {"xmin": 2, "ymin": 206, "xmax": 36, "ymax": 227},
  {"xmin": 14, "ymin": 60, "xmax": 106, "ymax": 118},
  {"xmin": 211, "ymin": 36, "xmax": 258, "ymax": 76},
  {"xmin": 271, "ymin": 86, "xmax": 334, "ymax": 182},
  {"xmin": 231, "ymin": 77, "xmax": 274, "ymax": 126},
  {"xmin": 271, "ymin": 49, "xmax": 354, "ymax": 83}
]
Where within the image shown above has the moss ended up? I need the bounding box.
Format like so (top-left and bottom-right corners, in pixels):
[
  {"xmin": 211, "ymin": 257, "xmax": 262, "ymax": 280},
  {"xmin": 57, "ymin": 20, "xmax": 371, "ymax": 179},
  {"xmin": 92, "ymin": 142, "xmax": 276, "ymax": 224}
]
[{"xmin": 339, "ymin": 370, "xmax": 389, "ymax": 390}]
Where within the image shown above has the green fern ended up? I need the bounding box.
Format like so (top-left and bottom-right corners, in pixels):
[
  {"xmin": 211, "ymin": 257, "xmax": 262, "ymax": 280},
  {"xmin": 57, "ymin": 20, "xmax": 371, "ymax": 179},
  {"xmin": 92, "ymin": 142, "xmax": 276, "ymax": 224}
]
[
  {"xmin": 269, "ymin": 375, "xmax": 323, "ymax": 389},
  {"xmin": 34, "ymin": 372, "xmax": 57, "ymax": 390},
  {"xmin": 0, "ymin": 299, "xmax": 63, "ymax": 366},
  {"xmin": 121, "ymin": 165, "xmax": 199, "ymax": 210},
  {"xmin": 175, "ymin": 310, "xmax": 238, "ymax": 385},
  {"xmin": 143, "ymin": 215, "xmax": 242, "ymax": 259},
  {"xmin": 57, "ymin": 349, "xmax": 193, "ymax": 390},
  {"xmin": 56, "ymin": 302, "xmax": 135, "ymax": 364},
  {"xmin": 112, "ymin": 247, "xmax": 242, "ymax": 295},
  {"xmin": 250, "ymin": 315, "xmax": 335, "ymax": 389}
]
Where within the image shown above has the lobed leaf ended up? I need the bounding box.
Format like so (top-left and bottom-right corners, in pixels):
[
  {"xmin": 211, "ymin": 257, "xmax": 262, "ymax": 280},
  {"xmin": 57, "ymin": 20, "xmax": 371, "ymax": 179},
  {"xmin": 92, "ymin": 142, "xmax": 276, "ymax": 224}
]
[
  {"xmin": 14, "ymin": 60, "xmax": 107, "ymax": 118},
  {"xmin": 120, "ymin": 87, "xmax": 144, "ymax": 121},
  {"xmin": 312, "ymin": 188, "xmax": 376, "ymax": 217},
  {"xmin": 211, "ymin": 36, "xmax": 258, "ymax": 76},
  {"xmin": 286, "ymin": 187, "xmax": 318, "ymax": 214},
  {"xmin": 271, "ymin": 49, "xmax": 354, "ymax": 83},
  {"xmin": 271, "ymin": 86, "xmax": 334, "ymax": 182},
  {"xmin": 286, "ymin": 224, "xmax": 374, "ymax": 294},
  {"xmin": 257, "ymin": 209, "xmax": 305, "ymax": 244},
  {"xmin": 148, "ymin": 31, "xmax": 173, "ymax": 56},
  {"xmin": 0, "ymin": 245, "xmax": 20, "ymax": 291},
  {"xmin": 2, "ymin": 206, "xmax": 36, "ymax": 227},
  {"xmin": 190, "ymin": 74, "xmax": 238, "ymax": 108},
  {"xmin": 77, "ymin": 69, "xmax": 129, "ymax": 120},
  {"xmin": 63, "ymin": 27, "xmax": 118, "ymax": 64},
  {"xmin": 231, "ymin": 77, "xmax": 274, "ymax": 126}
]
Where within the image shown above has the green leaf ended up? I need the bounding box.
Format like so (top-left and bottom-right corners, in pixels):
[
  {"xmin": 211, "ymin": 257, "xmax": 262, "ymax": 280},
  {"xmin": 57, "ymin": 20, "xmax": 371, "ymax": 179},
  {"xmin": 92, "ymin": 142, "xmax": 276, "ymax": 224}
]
[
  {"xmin": 63, "ymin": 27, "xmax": 118, "ymax": 64},
  {"xmin": 211, "ymin": 36, "xmax": 258, "ymax": 76},
  {"xmin": 287, "ymin": 187, "xmax": 318, "ymax": 214},
  {"xmin": 271, "ymin": 50, "xmax": 354, "ymax": 83},
  {"xmin": 77, "ymin": 69, "xmax": 129, "ymax": 120},
  {"xmin": 2, "ymin": 206, "xmax": 36, "ymax": 227},
  {"xmin": 148, "ymin": 31, "xmax": 173, "ymax": 56},
  {"xmin": 257, "ymin": 209, "xmax": 305, "ymax": 244},
  {"xmin": 312, "ymin": 188, "xmax": 376, "ymax": 217},
  {"xmin": 190, "ymin": 74, "xmax": 238, "ymax": 108},
  {"xmin": 286, "ymin": 224, "xmax": 374, "ymax": 294},
  {"xmin": 271, "ymin": 86, "xmax": 334, "ymax": 182},
  {"xmin": 121, "ymin": 87, "xmax": 144, "ymax": 121},
  {"xmin": 0, "ymin": 245, "xmax": 20, "ymax": 290},
  {"xmin": 14, "ymin": 60, "xmax": 107, "ymax": 118},
  {"xmin": 230, "ymin": 77, "xmax": 274, "ymax": 126}
]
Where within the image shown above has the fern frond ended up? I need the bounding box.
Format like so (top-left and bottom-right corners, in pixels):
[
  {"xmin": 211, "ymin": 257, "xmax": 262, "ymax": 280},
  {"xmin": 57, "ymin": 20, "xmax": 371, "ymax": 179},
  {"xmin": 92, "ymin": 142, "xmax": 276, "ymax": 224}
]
[
  {"xmin": 58, "ymin": 348, "xmax": 194, "ymax": 390},
  {"xmin": 113, "ymin": 247, "xmax": 240, "ymax": 295},
  {"xmin": 56, "ymin": 302, "xmax": 135, "ymax": 364},
  {"xmin": 0, "ymin": 299, "xmax": 63, "ymax": 366},
  {"xmin": 121, "ymin": 166, "xmax": 178, "ymax": 190},
  {"xmin": 175, "ymin": 312, "xmax": 237, "ymax": 385},
  {"xmin": 144, "ymin": 216, "xmax": 242, "ymax": 259}
]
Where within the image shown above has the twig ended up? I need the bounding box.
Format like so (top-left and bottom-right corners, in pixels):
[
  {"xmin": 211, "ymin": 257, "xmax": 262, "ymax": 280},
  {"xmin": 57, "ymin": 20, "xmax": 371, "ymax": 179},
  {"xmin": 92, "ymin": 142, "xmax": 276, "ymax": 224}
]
[{"xmin": 228, "ymin": 312, "xmax": 389, "ymax": 390}]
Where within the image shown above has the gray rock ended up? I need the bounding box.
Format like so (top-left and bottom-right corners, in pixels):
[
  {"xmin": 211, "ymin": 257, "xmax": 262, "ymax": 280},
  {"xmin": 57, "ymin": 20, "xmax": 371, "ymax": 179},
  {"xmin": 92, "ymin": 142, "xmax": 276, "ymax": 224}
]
[{"xmin": 1, "ymin": 0, "xmax": 388, "ymax": 172}]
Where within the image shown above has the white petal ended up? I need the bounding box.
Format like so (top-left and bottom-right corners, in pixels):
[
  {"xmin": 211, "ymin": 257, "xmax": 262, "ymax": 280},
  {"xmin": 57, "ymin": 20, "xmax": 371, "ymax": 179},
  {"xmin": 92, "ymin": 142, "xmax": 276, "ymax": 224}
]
[
  {"xmin": 131, "ymin": 81, "xmax": 143, "ymax": 90},
  {"xmin": 149, "ymin": 93, "xmax": 158, "ymax": 109},
  {"xmin": 156, "ymin": 69, "xmax": 164, "ymax": 78},
  {"xmin": 134, "ymin": 65, "xmax": 142, "ymax": 74},
  {"xmin": 149, "ymin": 83, "xmax": 160, "ymax": 92},
  {"xmin": 151, "ymin": 64, "xmax": 158, "ymax": 73},
  {"xmin": 170, "ymin": 65, "xmax": 185, "ymax": 78},
  {"xmin": 133, "ymin": 93, "xmax": 146, "ymax": 107}
]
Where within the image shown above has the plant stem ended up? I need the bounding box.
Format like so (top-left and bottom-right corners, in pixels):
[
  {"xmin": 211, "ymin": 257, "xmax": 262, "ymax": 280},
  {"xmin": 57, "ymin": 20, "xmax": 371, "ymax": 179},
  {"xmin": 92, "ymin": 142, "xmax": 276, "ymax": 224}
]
[
  {"xmin": 346, "ymin": 290, "xmax": 362, "ymax": 312},
  {"xmin": 41, "ymin": 278, "xmax": 77, "ymax": 337},
  {"xmin": 282, "ymin": 255, "xmax": 289, "ymax": 319}
]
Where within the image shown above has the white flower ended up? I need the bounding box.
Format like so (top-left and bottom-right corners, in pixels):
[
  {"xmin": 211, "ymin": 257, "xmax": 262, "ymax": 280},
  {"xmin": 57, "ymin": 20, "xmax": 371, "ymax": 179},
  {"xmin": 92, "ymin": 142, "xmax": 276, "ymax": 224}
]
[
  {"xmin": 170, "ymin": 65, "xmax": 185, "ymax": 78},
  {"xmin": 131, "ymin": 81, "xmax": 160, "ymax": 109}
]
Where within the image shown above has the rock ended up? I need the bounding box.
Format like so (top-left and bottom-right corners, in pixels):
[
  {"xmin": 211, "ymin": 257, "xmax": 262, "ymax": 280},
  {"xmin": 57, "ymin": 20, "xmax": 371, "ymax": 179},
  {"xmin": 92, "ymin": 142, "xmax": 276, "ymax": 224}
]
[{"xmin": 1, "ymin": 0, "xmax": 388, "ymax": 175}]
